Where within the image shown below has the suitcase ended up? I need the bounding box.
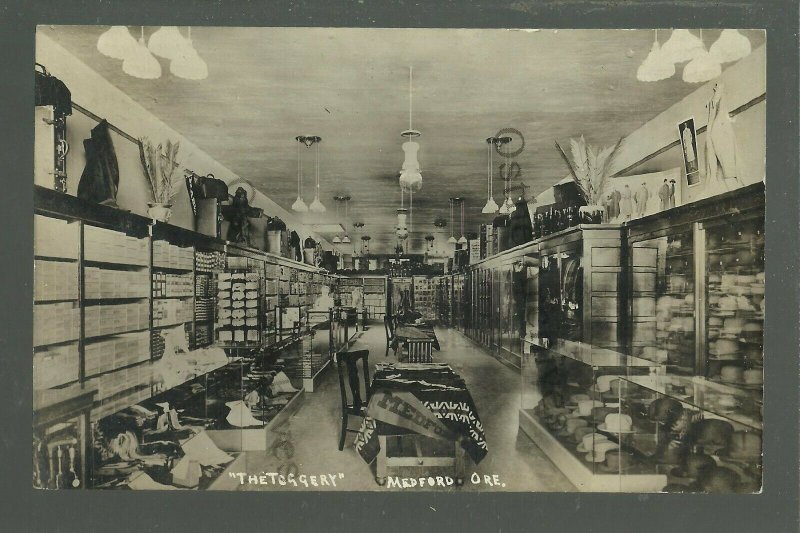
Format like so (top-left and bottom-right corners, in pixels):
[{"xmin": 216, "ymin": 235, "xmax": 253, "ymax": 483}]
[{"xmin": 34, "ymin": 64, "xmax": 71, "ymax": 193}]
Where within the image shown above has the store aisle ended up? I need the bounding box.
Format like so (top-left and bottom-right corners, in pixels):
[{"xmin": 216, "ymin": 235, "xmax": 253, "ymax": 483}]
[{"xmin": 240, "ymin": 324, "xmax": 574, "ymax": 492}]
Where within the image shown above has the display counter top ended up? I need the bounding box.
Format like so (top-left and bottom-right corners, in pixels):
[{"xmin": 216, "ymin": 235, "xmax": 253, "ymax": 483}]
[
  {"xmin": 525, "ymin": 338, "xmax": 659, "ymax": 369},
  {"xmin": 622, "ymin": 374, "xmax": 762, "ymax": 431}
]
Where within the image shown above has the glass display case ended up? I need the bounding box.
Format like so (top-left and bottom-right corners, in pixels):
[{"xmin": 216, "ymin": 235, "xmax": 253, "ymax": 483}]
[
  {"xmin": 538, "ymin": 249, "xmax": 583, "ymax": 343},
  {"xmin": 629, "ymin": 229, "xmax": 695, "ymax": 374},
  {"xmin": 701, "ymin": 215, "xmax": 764, "ymax": 398},
  {"xmin": 520, "ymin": 338, "xmax": 665, "ymax": 492},
  {"xmin": 620, "ymin": 375, "xmax": 761, "ymax": 493}
]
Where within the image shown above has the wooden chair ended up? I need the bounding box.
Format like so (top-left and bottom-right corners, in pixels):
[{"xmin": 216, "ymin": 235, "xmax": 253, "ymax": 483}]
[
  {"xmin": 335, "ymin": 349, "xmax": 370, "ymax": 451},
  {"xmin": 383, "ymin": 315, "xmax": 396, "ymax": 356},
  {"xmin": 403, "ymin": 338, "xmax": 434, "ymax": 363}
]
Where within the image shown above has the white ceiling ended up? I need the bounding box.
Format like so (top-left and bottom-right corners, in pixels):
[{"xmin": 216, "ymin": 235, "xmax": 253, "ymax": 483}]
[{"xmin": 40, "ymin": 26, "xmax": 764, "ymax": 253}]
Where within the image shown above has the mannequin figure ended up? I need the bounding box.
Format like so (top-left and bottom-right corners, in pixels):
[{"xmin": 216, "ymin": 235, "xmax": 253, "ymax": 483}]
[
  {"xmin": 705, "ymin": 82, "xmax": 742, "ymax": 193},
  {"xmin": 619, "ymin": 185, "xmax": 633, "ymax": 221},
  {"xmin": 659, "ymin": 179, "xmax": 671, "ymax": 211},
  {"xmin": 634, "ymin": 182, "xmax": 650, "ymax": 217},
  {"xmin": 610, "ymin": 188, "xmax": 621, "ymax": 219},
  {"xmin": 669, "ymin": 179, "xmax": 677, "ymax": 208}
]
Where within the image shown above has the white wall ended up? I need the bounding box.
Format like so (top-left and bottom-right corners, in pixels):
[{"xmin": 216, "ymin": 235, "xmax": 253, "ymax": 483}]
[{"xmin": 36, "ymin": 32, "xmax": 331, "ymax": 249}]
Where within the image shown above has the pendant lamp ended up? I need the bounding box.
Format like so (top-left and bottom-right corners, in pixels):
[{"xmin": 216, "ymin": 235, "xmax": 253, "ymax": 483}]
[
  {"xmin": 660, "ymin": 29, "xmax": 704, "ymax": 64},
  {"xmin": 308, "ymin": 137, "xmax": 326, "ymax": 212},
  {"xmin": 399, "ymin": 66, "xmax": 423, "ymax": 193},
  {"xmin": 683, "ymin": 30, "xmax": 721, "ymax": 83},
  {"xmin": 457, "ymin": 199, "xmax": 467, "ymax": 245},
  {"xmin": 637, "ymin": 30, "xmax": 676, "ymax": 82},
  {"xmin": 332, "ymin": 235, "xmax": 341, "ymax": 244},
  {"xmin": 292, "ymin": 137, "xmax": 308, "ymax": 212},
  {"xmin": 148, "ymin": 26, "xmax": 189, "ymax": 60},
  {"xmin": 482, "ymin": 137, "xmax": 500, "ymax": 214},
  {"xmin": 709, "ymin": 29, "xmax": 752, "ymax": 63},
  {"xmin": 123, "ymin": 27, "xmax": 162, "ymax": 79},
  {"xmin": 170, "ymin": 27, "xmax": 208, "ymax": 80},
  {"xmin": 448, "ymin": 198, "xmax": 457, "ymax": 244},
  {"xmin": 98, "ymin": 26, "xmax": 139, "ymax": 60}
]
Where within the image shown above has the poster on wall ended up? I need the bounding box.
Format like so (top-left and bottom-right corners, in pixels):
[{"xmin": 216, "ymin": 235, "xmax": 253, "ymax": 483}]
[
  {"xmin": 678, "ymin": 117, "xmax": 701, "ymax": 187},
  {"xmin": 605, "ymin": 168, "xmax": 682, "ymax": 222}
]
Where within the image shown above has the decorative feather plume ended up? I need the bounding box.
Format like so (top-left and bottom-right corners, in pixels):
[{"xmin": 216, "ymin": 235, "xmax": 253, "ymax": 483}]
[
  {"xmin": 555, "ymin": 140, "xmax": 590, "ymax": 202},
  {"xmin": 556, "ymin": 136, "xmax": 625, "ymax": 206}
]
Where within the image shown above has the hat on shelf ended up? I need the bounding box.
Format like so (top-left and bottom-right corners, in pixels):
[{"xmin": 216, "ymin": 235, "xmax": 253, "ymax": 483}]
[
  {"xmin": 572, "ymin": 425, "xmax": 596, "ymax": 444},
  {"xmin": 670, "ymin": 451, "xmax": 717, "ymax": 481},
  {"xmin": 595, "ymin": 375, "xmax": 618, "ymax": 393},
  {"xmin": 743, "ymin": 369, "xmax": 763, "ymax": 386},
  {"xmin": 598, "ymin": 450, "xmax": 637, "ymax": 473},
  {"xmin": 648, "ymin": 397, "xmax": 683, "ymax": 425},
  {"xmin": 572, "ymin": 399, "xmax": 605, "ymax": 417},
  {"xmin": 693, "ymin": 466, "xmax": 745, "ymax": 494},
  {"xmin": 577, "ymin": 432, "xmax": 610, "ymax": 453},
  {"xmin": 565, "ymin": 417, "xmax": 589, "ymax": 435},
  {"xmin": 688, "ymin": 419, "xmax": 734, "ymax": 453},
  {"xmin": 568, "ymin": 393, "xmax": 591, "ymax": 406},
  {"xmin": 598, "ymin": 413, "xmax": 634, "ymax": 434},
  {"xmin": 590, "ymin": 406, "xmax": 617, "ymax": 424},
  {"xmin": 585, "ymin": 440, "xmax": 620, "ymax": 463},
  {"xmin": 724, "ymin": 431, "xmax": 762, "ymax": 461}
]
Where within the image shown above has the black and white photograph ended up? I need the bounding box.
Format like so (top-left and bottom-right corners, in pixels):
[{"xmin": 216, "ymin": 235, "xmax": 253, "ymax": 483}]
[{"xmin": 29, "ymin": 24, "xmax": 772, "ymax": 496}]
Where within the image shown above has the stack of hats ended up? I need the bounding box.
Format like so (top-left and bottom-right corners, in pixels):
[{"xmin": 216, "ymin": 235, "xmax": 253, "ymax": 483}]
[
  {"xmin": 598, "ymin": 413, "xmax": 634, "ymax": 434},
  {"xmin": 576, "ymin": 433, "xmax": 619, "ymax": 463}
]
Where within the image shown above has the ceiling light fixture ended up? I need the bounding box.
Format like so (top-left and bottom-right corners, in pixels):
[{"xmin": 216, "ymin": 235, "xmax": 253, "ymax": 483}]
[
  {"xmin": 97, "ymin": 26, "xmax": 139, "ymax": 60},
  {"xmin": 122, "ymin": 27, "xmax": 162, "ymax": 79},
  {"xmin": 148, "ymin": 26, "xmax": 189, "ymax": 60},
  {"xmin": 399, "ymin": 65, "xmax": 423, "ymax": 194},
  {"xmin": 660, "ymin": 29, "xmax": 704, "ymax": 64},
  {"xmin": 170, "ymin": 27, "xmax": 208, "ymax": 80},
  {"xmin": 482, "ymin": 137, "xmax": 500, "ymax": 214},
  {"xmin": 683, "ymin": 30, "xmax": 721, "ymax": 83},
  {"xmin": 496, "ymin": 136, "xmax": 516, "ymax": 215},
  {"xmin": 457, "ymin": 198, "xmax": 468, "ymax": 245},
  {"xmin": 709, "ymin": 29, "xmax": 752, "ymax": 63},
  {"xmin": 292, "ymin": 136, "xmax": 308, "ymax": 212},
  {"xmin": 448, "ymin": 198, "xmax": 457, "ymax": 245},
  {"xmin": 307, "ymin": 136, "xmax": 326, "ymax": 213},
  {"xmin": 637, "ymin": 29, "xmax": 676, "ymax": 82}
]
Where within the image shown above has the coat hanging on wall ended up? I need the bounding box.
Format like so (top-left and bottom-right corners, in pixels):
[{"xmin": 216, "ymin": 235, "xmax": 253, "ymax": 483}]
[
  {"xmin": 77, "ymin": 119, "xmax": 120, "ymax": 207},
  {"xmin": 221, "ymin": 187, "xmax": 263, "ymax": 246}
]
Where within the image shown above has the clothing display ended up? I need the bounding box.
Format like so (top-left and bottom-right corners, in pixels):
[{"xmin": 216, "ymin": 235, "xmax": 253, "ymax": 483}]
[{"xmin": 77, "ymin": 119, "xmax": 120, "ymax": 207}]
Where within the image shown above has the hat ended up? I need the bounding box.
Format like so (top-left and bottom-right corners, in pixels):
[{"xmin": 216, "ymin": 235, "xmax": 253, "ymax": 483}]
[
  {"xmin": 720, "ymin": 365, "xmax": 744, "ymax": 383},
  {"xmin": 688, "ymin": 419, "xmax": 734, "ymax": 452},
  {"xmin": 589, "ymin": 406, "xmax": 617, "ymax": 424},
  {"xmin": 724, "ymin": 431, "xmax": 762, "ymax": 461},
  {"xmin": 577, "ymin": 433, "xmax": 609, "ymax": 453},
  {"xmin": 648, "ymin": 398, "xmax": 683, "ymax": 424},
  {"xmin": 584, "ymin": 441, "xmax": 620, "ymax": 463},
  {"xmin": 599, "ymin": 413, "xmax": 634, "ymax": 434},
  {"xmin": 567, "ymin": 393, "xmax": 591, "ymax": 406},
  {"xmin": 573, "ymin": 399, "xmax": 605, "ymax": 417},
  {"xmin": 694, "ymin": 466, "xmax": 744, "ymax": 493},
  {"xmin": 565, "ymin": 417, "xmax": 589, "ymax": 434},
  {"xmin": 595, "ymin": 375, "xmax": 617, "ymax": 393},
  {"xmin": 598, "ymin": 450, "xmax": 637, "ymax": 473},
  {"xmin": 670, "ymin": 452, "xmax": 717, "ymax": 480},
  {"xmin": 572, "ymin": 426, "xmax": 595, "ymax": 444}
]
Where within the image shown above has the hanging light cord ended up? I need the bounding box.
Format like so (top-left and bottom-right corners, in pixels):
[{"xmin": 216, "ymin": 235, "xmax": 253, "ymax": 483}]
[
  {"xmin": 297, "ymin": 140, "xmax": 302, "ymax": 198},
  {"xmin": 409, "ymin": 65, "xmax": 413, "ymax": 131},
  {"xmin": 315, "ymin": 141, "xmax": 320, "ymax": 197},
  {"xmin": 449, "ymin": 199, "xmax": 454, "ymax": 238},
  {"xmin": 460, "ymin": 200, "xmax": 465, "ymax": 238}
]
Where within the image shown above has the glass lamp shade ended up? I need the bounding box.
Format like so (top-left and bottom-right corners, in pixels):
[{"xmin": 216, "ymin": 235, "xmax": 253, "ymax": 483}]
[
  {"xmin": 122, "ymin": 36, "xmax": 162, "ymax": 79},
  {"xmin": 504, "ymin": 197, "xmax": 517, "ymax": 213},
  {"xmin": 308, "ymin": 196, "xmax": 326, "ymax": 213},
  {"xmin": 482, "ymin": 197, "xmax": 500, "ymax": 214},
  {"xmin": 148, "ymin": 26, "xmax": 190, "ymax": 60},
  {"xmin": 97, "ymin": 26, "xmax": 139, "ymax": 60},
  {"xmin": 637, "ymin": 40, "xmax": 676, "ymax": 82},
  {"xmin": 342, "ymin": 235, "xmax": 351, "ymax": 244},
  {"xmin": 683, "ymin": 49, "xmax": 721, "ymax": 83},
  {"xmin": 709, "ymin": 29, "xmax": 752, "ymax": 63},
  {"xmin": 660, "ymin": 29, "xmax": 704, "ymax": 63},
  {"xmin": 447, "ymin": 236, "xmax": 458, "ymax": 245},
  {"xmin": 399, "ymin": 169, "xmax": 423, "ymax": 192},
  {"xmin": 332, "ymin": 235, "xmax": 342, "ymax": 244},
  {"xmin": 170, "ymin": 39, "xmax": 208, "ymax": 80},
  {"xmin": 291, "ymin": 196, "xmax": 308, "ymax": 212},
  {"xmin": 498, "ymin": 200, "xmax": 511, "ymax": 215},
  {"xmin": 458, "ymin": 235, "xmax": 468, "ymax": 245}
]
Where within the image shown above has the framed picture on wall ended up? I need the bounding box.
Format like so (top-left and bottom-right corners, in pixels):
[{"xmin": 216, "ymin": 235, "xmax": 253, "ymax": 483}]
[{"xmin": 678, "ymin": 117, "xmax": 701, "ymax": 187}]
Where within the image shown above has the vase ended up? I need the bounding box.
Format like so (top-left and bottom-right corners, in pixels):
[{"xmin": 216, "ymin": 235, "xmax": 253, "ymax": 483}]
[
  {"xmin": 147, "ymin": 203, "xmax": 172, "ymax": 223},
  {"xmin": 578, "ymin": 205, "xmax": 604, "ymax": 225}
]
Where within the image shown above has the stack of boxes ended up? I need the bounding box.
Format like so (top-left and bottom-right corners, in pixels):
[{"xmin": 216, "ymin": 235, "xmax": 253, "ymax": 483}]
[
  {"xmin": 34, "ymin": 215, "xmax": 79, "ymax": 259},
  {"xmin": 152, "ymin": 272, "xmax": 193, "ymax": 298},
  {"xmin": 84, "ymin": 331, "xmax": 150, "ymax": 378},
  {"xmin": 152, "ymin": 241, "xmax": 193, "ymax": 269},
  {"xmin": 85, "ymin": 268, "xmax": 149, "ymax": 299},
  {"xmin": 152, "ymin": 298, "xmax": 192, "ymax": 327},
  {"xmin": 33, "ymin": 302, "xmax": 80, "ymax": 345},
  {"xmin": 34, "ymin": 260, "xmax": 78, "ymax": 301},
  {"xmin": 413, "ymin": 276, "xmax": 438, "ymax": 322},
  {"xmin": 33, "ymin": 343, "xmax": 80, "ymax": 389},
  {"xmin": 84, "ymin": 225, "xmax": 148, "ymax": 265},
  {"xmin": 84, "ymin": 301, "xmax": 149, "ymax": 338},
  {"xmin": 215, "ymin": 271, "xmax": 260, "ymax": 344}
]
